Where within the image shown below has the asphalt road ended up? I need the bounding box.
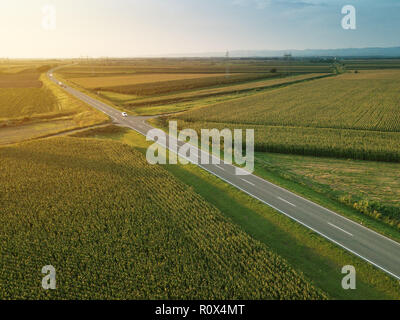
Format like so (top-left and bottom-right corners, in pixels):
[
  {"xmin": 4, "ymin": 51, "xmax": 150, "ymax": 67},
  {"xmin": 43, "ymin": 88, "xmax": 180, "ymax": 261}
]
[{"xmin": 49, "ymin": 72, "xmax": 400, "ymax": 281}]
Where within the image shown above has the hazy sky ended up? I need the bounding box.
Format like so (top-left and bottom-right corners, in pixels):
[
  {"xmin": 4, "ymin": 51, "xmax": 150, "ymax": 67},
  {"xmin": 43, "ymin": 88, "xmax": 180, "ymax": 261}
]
[{"xmin": 1, "ymin": 0, "xmax": 399, "ymax": 58}]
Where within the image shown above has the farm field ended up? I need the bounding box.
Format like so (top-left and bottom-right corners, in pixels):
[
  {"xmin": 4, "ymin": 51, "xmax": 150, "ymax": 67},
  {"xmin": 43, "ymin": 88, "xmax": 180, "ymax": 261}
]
[
  {"xmin": 70, "ymin": 125, "xmax": 400, "ymax": 300},
  {"xmin": 177, "ymin": 70, "xmax": 400, "ymax": 132},
  {"xmin": 0, "ymin": 62, "xmax": 108, "ymax": 145},
  {"xmin": 156, "ymin": 118, "xmax": 400, "ymax": 162},
  {"xmin": 152, "ymin": 67, "xmax": 400, "ymax": 231},
  {"xmin": 0, "ymin": 120, "xmax": 83, "ymax": 145},
  {"xmin": 0, "ymin": 137, "xmax": 325, "ymax": 300},
  {"xmin": 0, "ymin": 71, "xmax": 43, "ymax": 88},
  {"xmin": 57, "ymin": 58, "xmax": 334, "ymax": 103},
  {"xmin": 0, "ymin": 84, "xmax": 56, "ymax": 118},
  {"xmin": 3, "ymin": 0, "xmax": 400, "ymax": 305},
  {"xmin": 163, "ymin": 69, "xmax": 400, "ymax": 162},
  {"xmin": 254, "ymin": 153, "xmax": 400, "ymax": 229},
  {"xmin": 152, "ymin": 117, "xmax": 400, "ymax": 230},
  {"xmin": 3, "ymin": 58, "xmax": 400, "ymax": 300},
  {"xmin": 113, "ymin": 73, "xmax": 330, "ymax": 110},
  {"xmin": 69, "ymin": 73, "xmax": 236, "ymax": 88},
  {"xmin": 132, "ymin": 93, "xmax": 254, "ymax": 116},
  {"xmin": 57, "ymin": 62, "xmax": 331, "ymax": 117},
  {"xmin": 0, "ymin": 60, "xmax": 61, "ymax": 75},
  {"xmin": 0, "ymin": 65, "xmax": 54, "ymax": 119},
  {"xmin": 59, "ymin": 58, "xmax": 334, "ymax": 76},
  {"xmin": 343, "ymin": 59, "xmax": 400, "ymax": 70},
  {"xmin": 66, "ymin": 72, "xmax": 277, "ymax": 96}
]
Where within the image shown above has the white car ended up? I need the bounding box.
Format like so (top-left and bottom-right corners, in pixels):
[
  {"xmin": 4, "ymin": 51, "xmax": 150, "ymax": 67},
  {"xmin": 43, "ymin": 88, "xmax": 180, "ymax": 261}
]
[{"xmin": 122, "ymin": 112, "xmax": 128, "ymax": 117}]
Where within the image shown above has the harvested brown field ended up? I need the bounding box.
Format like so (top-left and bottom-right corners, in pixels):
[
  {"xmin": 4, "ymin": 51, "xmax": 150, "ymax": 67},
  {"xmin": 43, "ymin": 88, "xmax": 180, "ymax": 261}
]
[
  {"xmin": 125, "ymin": 73, "xmax": 330, "ymax": 107},
  {"xmin": 70, "ymin": 73, "xmax": 230, "ymax": 89}
]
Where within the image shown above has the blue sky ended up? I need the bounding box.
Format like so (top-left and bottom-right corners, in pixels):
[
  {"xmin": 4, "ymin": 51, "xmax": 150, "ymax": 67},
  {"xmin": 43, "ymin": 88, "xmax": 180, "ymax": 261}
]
[{"xmin": 0, "ymin": 0, "xmax": 399, "ymax": 58}]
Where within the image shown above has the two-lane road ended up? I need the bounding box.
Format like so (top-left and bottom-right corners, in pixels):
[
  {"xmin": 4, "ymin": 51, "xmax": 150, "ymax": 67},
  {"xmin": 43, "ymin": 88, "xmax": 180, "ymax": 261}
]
[{"xmin": 49, "ymin": 72, "xmax": 400, "ymax": 281}]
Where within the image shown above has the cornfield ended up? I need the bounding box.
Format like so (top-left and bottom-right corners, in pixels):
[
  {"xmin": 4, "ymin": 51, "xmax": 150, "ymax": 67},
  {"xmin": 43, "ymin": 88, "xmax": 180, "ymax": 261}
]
[
  {"xmin": 159, "ymin": 118, "xmax": 400, "ymax": 163},
  {"xmin": 178, "ymin": 70, "xmax": 400, "ymax": 132},
  {"xmin": 171, "ymin": 70, "xmax": 400, "ymax": 162},
  {"xmin": 0, "ymin": 137, "xmax": 326, "ymax": 300}
]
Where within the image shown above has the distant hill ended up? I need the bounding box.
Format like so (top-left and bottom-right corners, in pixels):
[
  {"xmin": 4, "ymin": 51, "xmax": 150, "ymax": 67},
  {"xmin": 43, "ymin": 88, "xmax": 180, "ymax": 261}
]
[{"xmin": 165, "ymin": 47, "xmax": 400, "ymax": 58}]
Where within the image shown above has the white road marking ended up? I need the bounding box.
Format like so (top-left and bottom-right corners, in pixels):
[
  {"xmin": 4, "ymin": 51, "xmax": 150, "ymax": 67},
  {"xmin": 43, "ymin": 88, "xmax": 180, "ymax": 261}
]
[
  {"xmin": 328, "ymin": 223, "xmax": 353, "ymax": 237},
  {"xmin": 278, "ymin": 197, "xmax": 296, "ymax": 207},
  {"xmin": 249, "ymin": 170, "xmax": 400, "ymax": 249},
  {"xmin": 241, "ymin": 178, "xmax": 255, "ymax": 186},
  {"xmin": 216, "ymin": 165, "xmax": 225, "ymax": 171}
]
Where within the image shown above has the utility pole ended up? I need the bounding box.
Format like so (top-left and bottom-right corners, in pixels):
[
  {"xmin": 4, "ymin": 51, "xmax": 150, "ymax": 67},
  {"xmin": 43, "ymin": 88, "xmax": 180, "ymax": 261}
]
[
  {"xmin": 225, "ymin": 50, "xmax": 230, "ymax": 78},
  {"xmin": 284, "ymin": 52, "xmax": 292, "ymax": 75}
]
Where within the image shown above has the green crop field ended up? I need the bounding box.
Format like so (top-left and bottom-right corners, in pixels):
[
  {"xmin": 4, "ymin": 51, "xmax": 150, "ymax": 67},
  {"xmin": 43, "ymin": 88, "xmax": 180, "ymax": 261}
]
[
  {"xmin": 166, "ymin": 70, "xmax": 400, "ymax": 162},
  {"xmin": 254, "ymin": 152, "xmax": 400, "ymax": 229},
  {"xmin": 0, "ymin": 62, "xmax": 108, "ymax": 144},
  {"xmin": 0, "ymin": 137, "xmax": 325, "ymax": 300},
  {"xmin": 2, "ymin": 0, "xmax": 400, "ymax": 304},
  {"xmin": 158, "ymin": 118, "xmax": 400, "ymax": 162},
  {"xmin": 177, "ymin": 70, "xmax": 400, "ymax": 132},
  {"xmin": 70, "ymin": 125, "xmax": 400, "ymax": 300},
  {"xmin": 3, "ymin": 58, "xmax": 400, "ymax": 300},
  {"xmin": 344, "ymin": 59, "xmax": 400, "ymax": 70}
]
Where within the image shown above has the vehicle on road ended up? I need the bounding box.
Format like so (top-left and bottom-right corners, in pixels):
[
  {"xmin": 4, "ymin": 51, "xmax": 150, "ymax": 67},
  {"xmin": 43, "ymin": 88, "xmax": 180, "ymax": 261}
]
[
  {"xmin": 122, "ymin": 112, "xmax": 128, "ymax": 117},
  {"xmin": 58, "ymin": 81, "xmax": 67, "ymax": 88}
]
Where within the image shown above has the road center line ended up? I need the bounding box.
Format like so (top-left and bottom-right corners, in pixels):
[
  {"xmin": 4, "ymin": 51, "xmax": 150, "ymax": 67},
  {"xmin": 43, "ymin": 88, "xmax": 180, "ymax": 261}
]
[
  {"xmin": 277, "ymin": 197, "xmax": 296, "ymax": 207},
  {"xmin": 328, "ymin": 222, "xmax": 353, "ymax": 237},
  {"xmin": 241, "ymin": 178, "xmax": 255, "ymax": 186},
  {"xmin": 216, "ymin": 165, "xmax": 225, "ymax": 171}
]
